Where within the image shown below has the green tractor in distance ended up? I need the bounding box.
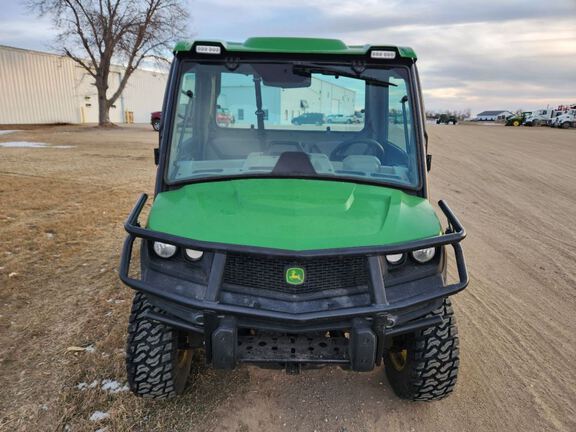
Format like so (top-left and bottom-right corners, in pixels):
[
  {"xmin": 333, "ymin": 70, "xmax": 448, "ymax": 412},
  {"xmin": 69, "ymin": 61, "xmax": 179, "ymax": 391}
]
[
  {"xmin": 119, "ymin": 37, "xmax": 468, "ymax": 403},
  {"xmin": 505, "ymin": 111, "xmax": 531, "ymax": 127}
]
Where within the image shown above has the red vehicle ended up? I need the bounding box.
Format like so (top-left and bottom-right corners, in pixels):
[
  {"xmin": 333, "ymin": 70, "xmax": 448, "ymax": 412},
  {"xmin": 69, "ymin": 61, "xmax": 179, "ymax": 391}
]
[
  {"xmin": 151, "ymin": 111, "xmax": 161, "ymax": 131},
  {"xmin": 216, "ymin": 107, "xmax": 235, "ymax": 127},
  {"xmin": 151, "ymin": 109, "xmax": 233, "ymax": 130}
]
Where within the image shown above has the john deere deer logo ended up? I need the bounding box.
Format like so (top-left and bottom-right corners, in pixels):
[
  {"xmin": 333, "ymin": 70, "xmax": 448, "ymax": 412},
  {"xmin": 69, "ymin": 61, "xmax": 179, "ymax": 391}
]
[{"xmin": 286, "ymin": 267, "xmax": 305, "ymax": 285}]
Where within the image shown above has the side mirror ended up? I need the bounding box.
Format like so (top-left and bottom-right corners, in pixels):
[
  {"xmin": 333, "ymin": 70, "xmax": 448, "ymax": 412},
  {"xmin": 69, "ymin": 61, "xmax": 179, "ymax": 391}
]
[{"xmin": 426, "ymin": 154, "xmax": 432, "ymax": 172}]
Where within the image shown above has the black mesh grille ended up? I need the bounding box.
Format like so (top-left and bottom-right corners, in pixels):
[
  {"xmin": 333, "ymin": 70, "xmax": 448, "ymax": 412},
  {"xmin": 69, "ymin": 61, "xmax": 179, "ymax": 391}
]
[{"xmin": 223, "ymin": 254, "xmax": 369, "ymax": 294}]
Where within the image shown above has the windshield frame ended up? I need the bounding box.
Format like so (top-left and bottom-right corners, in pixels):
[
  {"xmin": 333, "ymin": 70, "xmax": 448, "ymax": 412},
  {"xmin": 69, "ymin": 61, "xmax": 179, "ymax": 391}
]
[{"xmin": 158, "ymin": 54, "xmax": 426, "ymax": 195}]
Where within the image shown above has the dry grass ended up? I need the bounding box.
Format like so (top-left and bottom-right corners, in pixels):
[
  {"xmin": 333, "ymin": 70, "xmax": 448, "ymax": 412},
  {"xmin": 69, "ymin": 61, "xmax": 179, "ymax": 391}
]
[{"xmin": 1, "ymin": 124, "xmax": 575, "ymax": 432}]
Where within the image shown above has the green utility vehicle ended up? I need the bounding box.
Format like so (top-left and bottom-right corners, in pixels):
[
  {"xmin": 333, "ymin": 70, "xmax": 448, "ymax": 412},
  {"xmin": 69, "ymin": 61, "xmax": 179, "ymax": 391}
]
[{"xmin": 119, "ymin": 37, "xmax": 468, "ymax": 402}]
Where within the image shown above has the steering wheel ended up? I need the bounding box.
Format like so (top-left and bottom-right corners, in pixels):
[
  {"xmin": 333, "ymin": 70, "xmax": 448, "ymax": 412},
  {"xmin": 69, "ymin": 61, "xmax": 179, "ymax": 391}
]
[{"xmin": 330, "ymin": 138, "xmax": 385, "ymax": 162}]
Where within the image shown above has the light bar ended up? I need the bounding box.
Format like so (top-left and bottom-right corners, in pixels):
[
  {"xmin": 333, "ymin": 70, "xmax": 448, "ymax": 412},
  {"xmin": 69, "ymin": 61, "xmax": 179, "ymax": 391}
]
[
  {"xmin": 371, "ymin": 50, "xmax": 396, "ymax": 59},
  {"xmin": 195, "ymin": 45, "xmax": 221, "ymax": 55}
]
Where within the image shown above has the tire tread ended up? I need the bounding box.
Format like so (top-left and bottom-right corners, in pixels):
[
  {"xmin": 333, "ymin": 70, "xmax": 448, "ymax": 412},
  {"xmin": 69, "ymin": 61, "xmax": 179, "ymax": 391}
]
[
  {"xmin": 385, "ymin": 298, "xmax": 460, "ymax": 401},
  {"xmin": 126, "ymin": 292, "xmax": 183, "ymax": 399}
]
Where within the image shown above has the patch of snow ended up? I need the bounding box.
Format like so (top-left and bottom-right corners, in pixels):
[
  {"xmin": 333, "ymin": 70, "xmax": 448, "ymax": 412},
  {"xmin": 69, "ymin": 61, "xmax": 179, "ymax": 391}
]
[
  {"xmin": 106, "ymin": 298, "xmax": 124, "ymax": 304},
  {"xmin": 77, "ymin": 379, "xmax": 99, "ymax": 390},
  {"xmin": 89, "ymin": 411, "xmax": 109, "ymax": 422},
  {"xmin": 0, "ymin": 130, "xmax": 20, "ymax": 135},
  {"xmin": 77, "ymin": 378, "xmax": 128, "ymax": 394},
  {"xmin": 101, "ymin": 379, "xmax": 129, "ymax": 394},
  {"xmin": 95, "ymin": 428, "xmax": 109, "ymax": 432},
  {"xmin": 67, "ymin": 345, "xmax": 93, "ymax": 353},
  {"xmin": 0, "ymin": 141, "xmax": 74, "ymax": 148}
]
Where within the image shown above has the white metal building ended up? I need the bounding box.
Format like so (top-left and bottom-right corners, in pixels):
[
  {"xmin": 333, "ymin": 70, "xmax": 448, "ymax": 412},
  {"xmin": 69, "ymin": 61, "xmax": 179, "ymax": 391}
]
[
  {"xmin": 216, "ymin": 74, "xmax": 356, "ymax": 126},
  {"xmin": 0, "ymin": 45, "xmax": 167, "ymax": 124},
  {"xmin": 474, "ymin": 110, "xmax": 514, "ymax": 121}
]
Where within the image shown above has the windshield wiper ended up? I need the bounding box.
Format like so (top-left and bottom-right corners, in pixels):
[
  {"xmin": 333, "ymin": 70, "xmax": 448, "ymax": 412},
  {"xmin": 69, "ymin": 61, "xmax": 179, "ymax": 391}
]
[{"xmin": 293, "ymin": 64, "xmax": 397, "ymax": 87}]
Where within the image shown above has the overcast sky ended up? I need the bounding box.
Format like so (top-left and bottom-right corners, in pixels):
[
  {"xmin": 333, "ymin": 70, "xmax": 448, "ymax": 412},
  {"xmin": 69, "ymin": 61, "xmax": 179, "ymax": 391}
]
[{"xmin": 0, "ymin": 0, "xmax": 574, "ymax": 113}]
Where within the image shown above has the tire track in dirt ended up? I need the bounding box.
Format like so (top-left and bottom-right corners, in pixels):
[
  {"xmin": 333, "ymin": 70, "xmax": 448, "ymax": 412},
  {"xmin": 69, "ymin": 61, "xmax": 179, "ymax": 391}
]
[{"xmin": 1, "ymin": 124, "xmax": 575, "ymax": 431}]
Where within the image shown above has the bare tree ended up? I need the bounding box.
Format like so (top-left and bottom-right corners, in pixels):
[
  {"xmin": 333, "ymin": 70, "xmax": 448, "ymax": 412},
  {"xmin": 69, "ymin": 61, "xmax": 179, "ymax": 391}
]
[{"xmin": 28, "ymin": 0, "xmax": 189, "ymax": 126}]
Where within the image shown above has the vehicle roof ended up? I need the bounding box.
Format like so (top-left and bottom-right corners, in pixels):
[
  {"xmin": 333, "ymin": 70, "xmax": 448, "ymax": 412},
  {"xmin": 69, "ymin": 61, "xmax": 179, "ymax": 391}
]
[{"xmin": 173, "ymin": 37, "xmax": 417, "ymax": 59}]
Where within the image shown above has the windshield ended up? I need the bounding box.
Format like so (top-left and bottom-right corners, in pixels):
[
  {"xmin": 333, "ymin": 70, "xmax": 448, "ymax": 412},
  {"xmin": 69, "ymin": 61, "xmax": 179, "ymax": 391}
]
[{"xmin": 166, "ymin": 61, "xmax": 420, "ymax": 189}]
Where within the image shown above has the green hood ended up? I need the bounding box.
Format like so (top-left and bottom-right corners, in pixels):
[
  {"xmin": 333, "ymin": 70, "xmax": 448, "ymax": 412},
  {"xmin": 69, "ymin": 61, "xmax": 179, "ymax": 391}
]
[{"xmin": 147, "ymin": 179, "xmax": 441, "ymax": 251}]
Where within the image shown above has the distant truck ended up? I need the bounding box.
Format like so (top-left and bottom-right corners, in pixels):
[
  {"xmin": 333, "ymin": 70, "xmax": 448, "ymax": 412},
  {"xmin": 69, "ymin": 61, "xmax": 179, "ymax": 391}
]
[
  {"xmin": 525, "ymin": 108, "xmax": 567, "ymax": 126},
  {"xmin": 550, "ymin": 109, "xmax": 576, "ymax": 129},
  {"xmin": 524, "ymin": 109, "xmax": 552, "ymax": 126},
  {"xmin": 436, "ymin": 114, "xmax": 457, "ymax": 125}
]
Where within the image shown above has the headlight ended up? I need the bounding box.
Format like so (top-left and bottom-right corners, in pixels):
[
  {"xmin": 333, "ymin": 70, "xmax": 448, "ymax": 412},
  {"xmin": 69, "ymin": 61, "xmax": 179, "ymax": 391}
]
[
  {"xmin": 385, "ymin": 253, "xmax": 404, "ymax": 265},
  {"xmin": 411, "ymin": 248, "xmax": 436, "ymax": 263},
  {"xmin": 153, "ymin": 241, "xmax": 177, "ymax": 259},
  {"xmin": 185, "ymin": 249, "xmax": 204, "ymax": 261}
]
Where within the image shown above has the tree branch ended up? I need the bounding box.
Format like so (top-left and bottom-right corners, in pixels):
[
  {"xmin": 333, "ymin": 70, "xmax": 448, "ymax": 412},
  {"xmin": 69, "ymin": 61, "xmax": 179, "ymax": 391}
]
[
  {"xmin": 28, "ymin": 0, "xmax": 190, "ymax": 126},
  {"xmin": 64, "ymin": 48, "xmax": 97, "ymax": 78}
]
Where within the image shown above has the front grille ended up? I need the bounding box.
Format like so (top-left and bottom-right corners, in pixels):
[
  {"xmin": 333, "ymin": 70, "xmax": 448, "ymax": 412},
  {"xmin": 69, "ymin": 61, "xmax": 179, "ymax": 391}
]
[{"xmin": 223, "ymin": 253, "xmax": 369, "ymax": 294}]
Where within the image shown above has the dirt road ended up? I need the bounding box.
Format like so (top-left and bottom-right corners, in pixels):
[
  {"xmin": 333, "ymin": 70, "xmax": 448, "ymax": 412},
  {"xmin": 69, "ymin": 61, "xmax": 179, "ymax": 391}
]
[{"xmin": 1, "ymin": 124, "xmax": 575, "ymax": 431}]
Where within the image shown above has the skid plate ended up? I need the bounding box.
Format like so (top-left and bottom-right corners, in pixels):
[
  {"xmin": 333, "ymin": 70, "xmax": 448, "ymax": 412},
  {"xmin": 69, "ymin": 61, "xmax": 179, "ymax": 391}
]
[{"xmin": 237, "ymin": 334, "xmax": 350, "ymax": 364}]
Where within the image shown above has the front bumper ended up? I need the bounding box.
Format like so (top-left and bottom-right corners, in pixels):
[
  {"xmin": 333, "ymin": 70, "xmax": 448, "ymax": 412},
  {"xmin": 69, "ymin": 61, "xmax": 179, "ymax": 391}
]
[{"xmin": 119, "ymin": 194, "xmax": 468, "ymax": 328}]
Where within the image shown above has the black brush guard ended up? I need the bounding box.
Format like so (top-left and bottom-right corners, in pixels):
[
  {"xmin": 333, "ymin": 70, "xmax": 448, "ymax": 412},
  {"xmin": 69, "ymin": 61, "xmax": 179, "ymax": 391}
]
[{"xmin": 119, "ymin": 193, "xmax": 468, "ymax": 370}]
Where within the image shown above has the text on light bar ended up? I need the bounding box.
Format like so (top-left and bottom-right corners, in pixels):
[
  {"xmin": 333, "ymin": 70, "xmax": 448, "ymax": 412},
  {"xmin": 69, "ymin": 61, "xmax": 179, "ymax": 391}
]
[
  {"xmin": 371, "ymin": 50, "xmax": 396, "ymax": 59},
  {"xmin": 196, "ymin": 45, "xmax": 221, "ymax": 55}
]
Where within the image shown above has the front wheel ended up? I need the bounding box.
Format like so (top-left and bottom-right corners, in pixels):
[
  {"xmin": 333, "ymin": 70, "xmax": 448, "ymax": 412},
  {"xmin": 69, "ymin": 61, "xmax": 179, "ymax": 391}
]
[
  {"xmin": 126, "ymin": 292, "xmax": 194, "ymax": 399},
  {"xmin": 384, "ymin": 298, "xmax": 459, "ymax": 401},
  {"xmin": 152, "ymin": 119, "xmax": 160, "ymax": 131}
]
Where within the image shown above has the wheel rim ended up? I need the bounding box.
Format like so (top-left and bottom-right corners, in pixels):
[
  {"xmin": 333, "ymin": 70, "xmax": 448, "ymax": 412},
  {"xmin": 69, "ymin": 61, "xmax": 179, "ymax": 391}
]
[
  {"xmin": 176, "ymin": 347, "xmax": 191, "ymax": 369},
  {"xmin": 173, "ymin": 334, "xmax": 193, "ymax": 392},
  {"xmin": 175, "ymin": 332, "xmax": 193, "ymax": 369},
  {"xmin": 389, "ymin": 349, "xmax": 408, "ymax": 371}
]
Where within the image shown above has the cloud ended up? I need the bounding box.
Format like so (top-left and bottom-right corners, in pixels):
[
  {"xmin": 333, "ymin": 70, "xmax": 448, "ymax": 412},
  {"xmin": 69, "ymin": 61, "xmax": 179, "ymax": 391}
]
[
  {"xmin": 192, "ymin": 0, "xmax": 576, "ymax": 35},
  {"xmin": 0, "ymin": 21, "xmax": 57, "ymax": 50},
  {"xmin": 1, "ymin": 0, "xmax": 575, "ymax": 111},
  {"xmin": 186, "ymin": 0, "xmax": 575, "ymax": 110}
]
